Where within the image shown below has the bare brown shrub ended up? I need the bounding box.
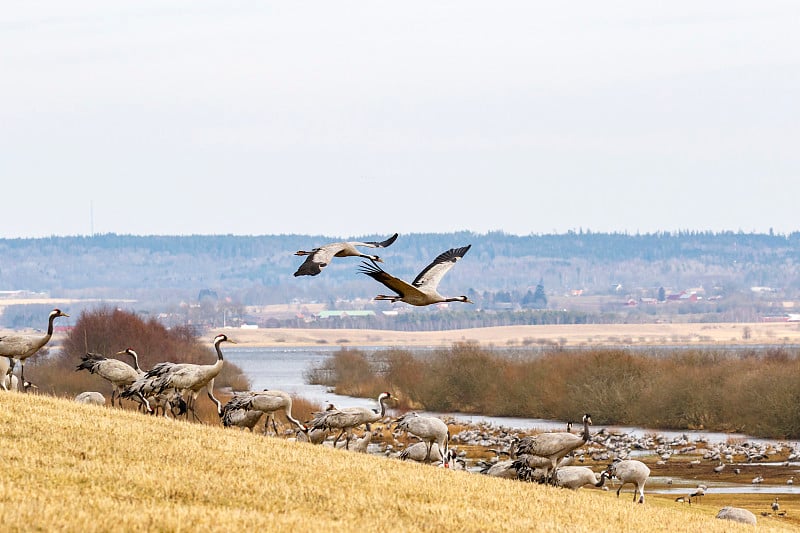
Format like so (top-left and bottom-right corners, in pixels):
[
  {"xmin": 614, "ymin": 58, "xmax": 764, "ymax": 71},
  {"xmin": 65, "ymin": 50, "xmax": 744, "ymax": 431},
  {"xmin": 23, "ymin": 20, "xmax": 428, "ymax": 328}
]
[
  {"xmin": 43, "ymin": 306, "xmax": 249, "ymax": 400},
  {"xmin": 310, "ymin": 343, "xmax": 800, "ymax": 438}
]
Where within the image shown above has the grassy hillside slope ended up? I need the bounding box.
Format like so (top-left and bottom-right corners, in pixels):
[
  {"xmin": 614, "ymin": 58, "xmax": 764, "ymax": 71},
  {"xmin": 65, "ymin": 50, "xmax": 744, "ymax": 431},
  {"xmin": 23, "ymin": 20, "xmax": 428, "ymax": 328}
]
[{"xmin": 0, "ymin": 393, "xmax": 790, "ymax": 532}]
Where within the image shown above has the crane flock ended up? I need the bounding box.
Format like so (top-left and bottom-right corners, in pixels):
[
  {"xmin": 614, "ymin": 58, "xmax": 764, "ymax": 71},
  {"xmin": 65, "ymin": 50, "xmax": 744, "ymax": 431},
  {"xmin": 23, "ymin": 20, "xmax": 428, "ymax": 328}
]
[{"xmin": 5, "ymin": 235, "xmax": 773, "ymax": 516}]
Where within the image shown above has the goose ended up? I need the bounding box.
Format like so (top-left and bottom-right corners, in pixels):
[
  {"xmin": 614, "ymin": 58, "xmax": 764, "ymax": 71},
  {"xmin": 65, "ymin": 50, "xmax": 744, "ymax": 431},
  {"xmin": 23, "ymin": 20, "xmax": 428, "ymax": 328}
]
[
  {"xmin": 516, "ymin": 413, "xmax": 592, "ymax": 484},
  {"xmin": 308, "ymin": 392, "xmax": 391, "ymax": 449},
  {"xmin": 359, "ymin": 245, "xmax": 473, "ymax": 306},
  {"xmin": 0, "ymin": 308, "xmax": 69, "ymax": 385},
  {"xmin": 394, "ymin": 413, "xmax": 450, "ymax": 465},
  {"xmin": 293, "ymin": 233, "xmax": 398, "ymax": 276}
]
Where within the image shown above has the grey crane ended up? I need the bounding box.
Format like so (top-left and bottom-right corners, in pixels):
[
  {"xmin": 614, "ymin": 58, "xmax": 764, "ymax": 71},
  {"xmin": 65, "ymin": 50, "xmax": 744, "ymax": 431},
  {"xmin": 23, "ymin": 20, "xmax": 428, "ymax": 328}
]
[
  {"xmin": 515, "ymin": 413, "xmax": 592, "ymax": 484},
  {"xmin": 0, "ymin": 308, "xmax": 68, "ymax": 385},
  {"xmin": 400, "ymin": 441, "xmax": 452, "ymax": 464},
  {"xmin": 512, "ymin": 454, "xmax": 560, "ymax": 482},
  {"xmin": 222, "ymin": 389, "xmax": 306, "ymax": 435},
  {"xmin": 75, "ymin": 391, "xmax": 106, "ymax": 405},
  {"xmin": 772, "ymin": 497, "xmax": 780, "ymax": 512},
  {"xmin": 394, "ymin": 412, "xmax": 450, "ymax": 466},
  {"xmin": 600, "ymin": 459, "xmax": 651, "ymax": 503},
  {"xmin": 76, "ymin": 349, "xmax": 142, "ymax": 407},
  {"xmin": 359, "ymin": 245, "xmax": 473, "ymax": 306},
  {"xmin": 125, "ymin": 334, "xmax": 234, "ymax": 420},
  {"xmin": 551, "ymin": 466, "xmax": 606, "ymax": 490},
  {"xmin": 115, "ymin": 348, "xmax": 186, "ymax": 417},
  {"xmin": 293, "ymin": 233, "xmax": 398, "ymax": 276},
  {"xmin": 351, "ymin": 423, "xmax": 373, "ymax": 453},
  {"xmin": 220, "ymin": 404, "xmax": 265, "ymax": 432},
  {"xmin": 308, "ymin": 392, "xmax": 392, "ymax": 449},
  {"xmin": 479, "ymin": 459, "xmax": 520, "ymax": 479},
  {"xmin": 0, "ymin": 357, "xmax": 13, "ymax": 391}
]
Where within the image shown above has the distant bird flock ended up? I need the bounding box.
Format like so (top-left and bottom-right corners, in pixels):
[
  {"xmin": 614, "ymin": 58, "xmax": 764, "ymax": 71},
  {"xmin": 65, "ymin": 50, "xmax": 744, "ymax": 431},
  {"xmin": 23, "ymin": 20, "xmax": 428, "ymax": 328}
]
[{"xmin": 0, "ymin": 235, "xmax": 791, "ymax": 522}]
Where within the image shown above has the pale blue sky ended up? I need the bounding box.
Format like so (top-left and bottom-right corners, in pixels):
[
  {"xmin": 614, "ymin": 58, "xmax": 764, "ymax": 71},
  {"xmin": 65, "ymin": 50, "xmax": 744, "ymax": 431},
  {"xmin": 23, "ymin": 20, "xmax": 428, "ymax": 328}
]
[{"xmin": 2, "ymin": 1, "xmax": 799, "ymax": 238}]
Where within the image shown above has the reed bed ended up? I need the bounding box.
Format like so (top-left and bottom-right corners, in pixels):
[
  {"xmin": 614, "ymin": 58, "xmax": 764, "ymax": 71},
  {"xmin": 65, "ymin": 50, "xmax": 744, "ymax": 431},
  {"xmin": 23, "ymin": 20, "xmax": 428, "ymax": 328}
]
[{"xmin": 0, "ymin": 393, "xmax": 792, "ymax": 532}]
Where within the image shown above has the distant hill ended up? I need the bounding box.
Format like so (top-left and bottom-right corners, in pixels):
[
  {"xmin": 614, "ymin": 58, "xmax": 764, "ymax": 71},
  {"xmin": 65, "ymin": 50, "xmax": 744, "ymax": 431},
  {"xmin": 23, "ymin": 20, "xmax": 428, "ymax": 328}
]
[{"xmin": 1, "ymin": 231, "xmax": 798, "ymax": 327}]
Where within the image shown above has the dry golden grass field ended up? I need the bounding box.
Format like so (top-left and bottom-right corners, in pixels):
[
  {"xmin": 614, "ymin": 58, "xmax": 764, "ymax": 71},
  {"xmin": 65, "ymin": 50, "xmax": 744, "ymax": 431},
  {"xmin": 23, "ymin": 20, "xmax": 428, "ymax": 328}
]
[
  {"xmin": 206, "ymin": 321, "xmax": 800, "ymax": 348},
  {"xmin": 0, "ymin": 392, "xmax": 795, "ymax": 533}
]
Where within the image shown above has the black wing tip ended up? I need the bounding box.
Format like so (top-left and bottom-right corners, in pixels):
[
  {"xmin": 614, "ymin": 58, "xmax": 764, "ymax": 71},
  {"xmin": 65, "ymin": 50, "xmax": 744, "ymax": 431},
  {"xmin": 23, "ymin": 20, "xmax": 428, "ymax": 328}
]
[
  {"xmin": 383, "ymin": 233, "xmax": 399, "ymax": 246},
  {"xmin": 358, "ymin": 260, "xmax": 384, "ymax": 276}
]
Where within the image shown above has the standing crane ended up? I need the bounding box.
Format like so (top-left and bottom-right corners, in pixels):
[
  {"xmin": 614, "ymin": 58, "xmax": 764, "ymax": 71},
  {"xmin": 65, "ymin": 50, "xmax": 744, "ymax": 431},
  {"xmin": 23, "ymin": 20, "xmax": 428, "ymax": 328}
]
[
  {"xmin": 0, "ymin": 308, "xmax": 69, "ymax": 385},
  {"xmin": 515, "ymin": 413, "xmax": 592, "ymax": 484},
  {"xmin": 293, "ymin": 233, "xmax": 398, "ymax": 276},
  {"xmin": 394, "ymin": 412, "xmax": 451, "ymax": 466},
  {"xmin": 222, "ymin": 390, "xmax": 306, "ymax": 435},
  {"xmin": 359, "ymin": 246, "xmax": 473, "ymax": 306},
  {"xmin": 125, "ymin": 334, "xmax": 234, "ymax": 420},
  {"xmin": 75, "ymin": 349, "xmax": 142, "ymax": 407},
  {"xmin": 308, "ymin": 392, "xmax": 392, "ymax": 449}
]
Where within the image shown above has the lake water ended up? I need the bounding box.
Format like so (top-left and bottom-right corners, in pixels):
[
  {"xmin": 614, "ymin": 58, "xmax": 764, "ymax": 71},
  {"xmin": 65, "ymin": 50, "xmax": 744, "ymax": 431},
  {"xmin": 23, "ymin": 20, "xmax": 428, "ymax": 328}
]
[{"xmin": 224, "ymin": 346, "xmax": 781, "ymax": 446}]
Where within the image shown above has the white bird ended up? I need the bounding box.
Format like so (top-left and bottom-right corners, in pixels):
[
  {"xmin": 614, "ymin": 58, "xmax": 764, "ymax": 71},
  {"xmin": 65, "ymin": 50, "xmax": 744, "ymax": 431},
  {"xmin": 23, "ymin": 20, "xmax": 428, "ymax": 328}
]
[
  {"xmin": 516, "ymin": 413, "xmax": 592, "ymax": 484},
  {"xmin": 600, "ymin": 459, "xmax": 651, "ymax": 504},
  {"xmin": 74, "ymin": 391, "xmax": 106, "ymax": 406},
  {"xmin": 713, "ymin": 461, "xmax": 726, "ymax": 473},
  {"xmin": 752, "ymin": 474, "xmax": 764, "ymax": 484},
  {"xmin": 293, "ymin": 233, "xmax": 398, "ymax": 276},
  {"xmin": 127, "ymin": 334, "xmax": 234, "ymax": 420},
  {"xmin": 395, "ymin": 413, "xmax": 450, "ymax": 465},
  {"xmin": 75, "ymin": 349, "xmax": 141, "ymax": 407},
  {"xmin": 359, "ymin": 246, "xmax": 473, "ymax": 306},
  {"xmin": 787, "ymin": 476, "xmax": 794, "ymax": 485},
  {"xmin": 308, "ymin": 392, "xmax": 392, "ymax": 449},
  {"xmin": 222, "ymin": 390, "xmax": 306, "ymax": 435},
  {"xmin": 772, "ymin": 497, "xmax": 780, "ymax": 512},
  {"xmin": 0, "ymin": 308, "xmax": 69, "ymax": 385}
]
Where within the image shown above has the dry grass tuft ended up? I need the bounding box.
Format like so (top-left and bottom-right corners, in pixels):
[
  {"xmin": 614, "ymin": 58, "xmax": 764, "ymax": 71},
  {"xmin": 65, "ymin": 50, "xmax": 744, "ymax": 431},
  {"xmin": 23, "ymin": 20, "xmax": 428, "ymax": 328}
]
[{"xmin": 0, "ymin": 393, "xmax": 794, "ymax": 532}]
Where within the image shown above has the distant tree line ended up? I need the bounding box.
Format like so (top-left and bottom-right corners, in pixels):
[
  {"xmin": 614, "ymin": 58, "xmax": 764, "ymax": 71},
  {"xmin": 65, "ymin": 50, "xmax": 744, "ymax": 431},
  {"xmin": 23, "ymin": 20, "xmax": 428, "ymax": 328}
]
[{"xmin": 1, "ymin": 231, "xmax": 799, "ymax": 329}]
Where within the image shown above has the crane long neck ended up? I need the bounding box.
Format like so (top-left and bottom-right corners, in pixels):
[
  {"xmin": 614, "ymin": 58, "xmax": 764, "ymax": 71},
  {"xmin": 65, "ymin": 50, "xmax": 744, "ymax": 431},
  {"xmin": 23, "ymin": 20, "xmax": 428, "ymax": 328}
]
[
  {"xmin": 214, "ymin": 341, "xmax": 225, "ymax": 361},
  {"xmin": 131, "ymin": 352, "xmax": 142, "ymax": 373},
  {"xmin": 45, "ymin": 314, "xmax": 58, "ymax": 338},
  {"xmin": 582, "ymin": 419, "xmax": 590, "ymax": 442},
  {"xmin": 377, "ymin": 397, "xmax": 387, "ymax": 417}
]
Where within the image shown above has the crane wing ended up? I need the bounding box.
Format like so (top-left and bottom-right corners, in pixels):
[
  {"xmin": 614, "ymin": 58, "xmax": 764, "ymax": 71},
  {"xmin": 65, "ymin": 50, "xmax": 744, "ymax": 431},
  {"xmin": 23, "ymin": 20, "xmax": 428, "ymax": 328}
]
[
  {"xmin": 357, "ymin": 233, "xmax": 398, "ymax": 249},
  {"xmin": 293, "ymin": 243, "xmax": 345, "ymax": 276},
  {"xmin": 359, "ymin": 261, "xmax": 423, "ymax": 299},
  {"xmin": 411, "ymin": 245, "xmax": 471, "ymax": 290}
]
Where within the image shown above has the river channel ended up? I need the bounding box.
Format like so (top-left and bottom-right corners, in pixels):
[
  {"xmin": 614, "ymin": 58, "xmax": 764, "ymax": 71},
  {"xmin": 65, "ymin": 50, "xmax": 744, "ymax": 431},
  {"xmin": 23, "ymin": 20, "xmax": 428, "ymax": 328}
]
[{"xmin": 224, "ymin": 345, "xmax": 779, "ymax": 445}]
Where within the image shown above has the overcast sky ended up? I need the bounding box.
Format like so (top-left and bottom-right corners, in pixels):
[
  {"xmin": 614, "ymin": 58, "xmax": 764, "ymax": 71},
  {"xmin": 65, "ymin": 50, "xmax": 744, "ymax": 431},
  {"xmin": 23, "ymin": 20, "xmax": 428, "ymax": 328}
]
[{"xmin": 2, "ymin": 1, "xmax": 799, "ymax": 239}]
